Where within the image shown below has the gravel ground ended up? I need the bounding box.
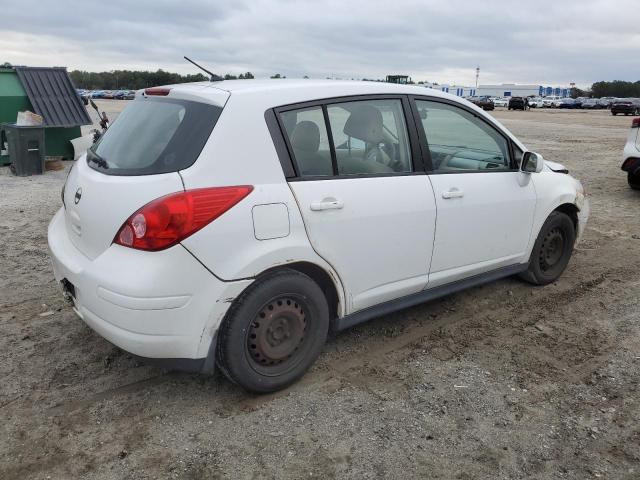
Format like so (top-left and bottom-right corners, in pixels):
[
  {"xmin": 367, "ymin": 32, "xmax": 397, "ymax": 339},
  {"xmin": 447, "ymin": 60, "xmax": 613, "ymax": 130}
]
[{"xmin": 1, "ymin": 104, "xmax": 639, "ymax": 479}]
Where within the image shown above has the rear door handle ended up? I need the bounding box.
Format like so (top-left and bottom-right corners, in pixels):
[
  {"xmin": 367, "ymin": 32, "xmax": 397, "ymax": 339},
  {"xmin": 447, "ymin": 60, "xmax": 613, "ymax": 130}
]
[
  {"xmin": 442, "ymin": 188, "xmax": 464, "ymax": 199},
  {"xmin": 310, "ymin": 198, "xmax": 344, "ymax": 211}
]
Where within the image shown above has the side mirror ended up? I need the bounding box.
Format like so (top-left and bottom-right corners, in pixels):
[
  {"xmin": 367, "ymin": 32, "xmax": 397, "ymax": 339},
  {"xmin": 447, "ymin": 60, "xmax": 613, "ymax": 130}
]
[{"xmin": 521, "ymin": 151, "xmax": 544, "ymax": 173}]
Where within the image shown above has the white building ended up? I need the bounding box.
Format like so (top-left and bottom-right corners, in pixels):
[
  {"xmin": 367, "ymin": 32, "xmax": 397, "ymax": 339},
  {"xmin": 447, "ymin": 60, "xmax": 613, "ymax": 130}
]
[
  {"xmin": 421, "ymin": 83, "xmax": 477, "ymax": 97},
  {"xmin": 477, "ymin": 84, "xmax": 570, "ymax": 98}
]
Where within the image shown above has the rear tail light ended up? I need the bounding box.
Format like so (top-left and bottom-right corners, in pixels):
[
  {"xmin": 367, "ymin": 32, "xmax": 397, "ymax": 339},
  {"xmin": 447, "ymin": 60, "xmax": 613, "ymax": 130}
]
[
  {"xmin": 632, "ymin": 118, "xmax": 640, "ymax": 128},
  {"xmin": 144, "ymin": 87, "xmax": 171, "ymax": 96},
  {"xmin": 114, "ymin": 186, "xmax": 253, "ymax": 251}
]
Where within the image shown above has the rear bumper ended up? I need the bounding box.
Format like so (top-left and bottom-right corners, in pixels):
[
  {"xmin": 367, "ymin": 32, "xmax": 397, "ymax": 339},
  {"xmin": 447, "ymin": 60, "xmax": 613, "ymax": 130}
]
[{"xmin": 48, "ymin": 208, "xmax": 252, "ymax": 364}]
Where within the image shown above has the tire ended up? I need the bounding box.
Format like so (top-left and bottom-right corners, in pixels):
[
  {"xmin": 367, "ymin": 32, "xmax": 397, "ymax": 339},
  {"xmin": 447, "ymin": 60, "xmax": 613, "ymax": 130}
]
[
  {"xmin": 629, "ymin": 172, "xmax": 640, "ymax": 190},
  {"xmin": 216, "ymin": 269, "xmax": 329, "ymax": 393},
  {"xmin": 612, "ymin": 112, "xmax": 617, "ymax": 116},
  {"xmin": 519, "ymin": 211, "xmax": 576, "ymax": 285}
]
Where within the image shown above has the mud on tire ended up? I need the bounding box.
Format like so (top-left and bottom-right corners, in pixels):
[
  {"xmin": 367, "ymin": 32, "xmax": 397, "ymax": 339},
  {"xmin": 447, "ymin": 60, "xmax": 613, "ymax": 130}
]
[
  {"xmin": 519, "ymin": 211, "xmax": 576, "ymax": 285},
  {"xmin": 216, "ymin": 269, "xmax": 329, "ymax": 393}
]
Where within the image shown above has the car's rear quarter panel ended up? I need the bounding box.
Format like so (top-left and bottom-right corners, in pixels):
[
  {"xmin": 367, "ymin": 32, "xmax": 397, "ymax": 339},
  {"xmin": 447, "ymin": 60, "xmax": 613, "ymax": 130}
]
[{"xmin": 178, "ymin": 93, "xmax": 346, "ymax": 314}]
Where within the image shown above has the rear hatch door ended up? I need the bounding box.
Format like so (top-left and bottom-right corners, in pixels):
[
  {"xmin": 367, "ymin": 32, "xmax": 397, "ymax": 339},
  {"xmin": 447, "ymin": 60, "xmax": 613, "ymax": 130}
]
[{"xmin": 63, "ymin": 91, "xmax": 226, "ymax": 259}]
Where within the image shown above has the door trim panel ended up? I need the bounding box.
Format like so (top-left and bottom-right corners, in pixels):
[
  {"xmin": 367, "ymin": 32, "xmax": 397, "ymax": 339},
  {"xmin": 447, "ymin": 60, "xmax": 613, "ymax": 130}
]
[{"xmin": 333, "ymin": 263, "xmax": 527, "ymax": 331}]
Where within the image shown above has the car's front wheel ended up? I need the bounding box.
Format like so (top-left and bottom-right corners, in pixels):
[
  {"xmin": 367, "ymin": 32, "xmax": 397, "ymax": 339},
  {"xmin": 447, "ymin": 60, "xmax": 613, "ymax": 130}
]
[
  {"xmin": 216, "ymin": 269, "xmax": 329, "ymax": 393},
  {"xmin": 629, "ymin": 172, "xmax": 640, "ymax": 190},
  {"xmin": 519, "ymin": 211, "xmax": 576, "ymax": 285}
]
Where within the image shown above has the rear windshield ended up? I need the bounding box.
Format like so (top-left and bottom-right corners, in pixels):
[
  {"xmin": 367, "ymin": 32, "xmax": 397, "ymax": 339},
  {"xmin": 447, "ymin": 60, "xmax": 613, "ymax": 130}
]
[{"xmin": 87, "ymin": 97, "xmax": 222, "ymax": 175}]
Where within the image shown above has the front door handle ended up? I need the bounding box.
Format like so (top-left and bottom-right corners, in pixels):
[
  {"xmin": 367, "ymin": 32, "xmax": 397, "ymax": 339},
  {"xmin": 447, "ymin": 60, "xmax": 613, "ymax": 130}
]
[
  {"xmin": 442, "ymin": 188, "xmax": 464, "ymax": 199},
  {"xmin": 310, "ymin": 198, "xmax": 344, "ymax": 211}
]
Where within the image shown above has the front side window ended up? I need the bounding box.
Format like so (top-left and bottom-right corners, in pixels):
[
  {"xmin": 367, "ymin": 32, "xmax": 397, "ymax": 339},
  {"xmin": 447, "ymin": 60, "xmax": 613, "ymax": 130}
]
[
  {"xmin": 327, "ymin": 99, "xmax": 412, "ymax": 175},
  {"xmin": 416, "ymin": 100, "xmax": 512, "ymax": 172}
]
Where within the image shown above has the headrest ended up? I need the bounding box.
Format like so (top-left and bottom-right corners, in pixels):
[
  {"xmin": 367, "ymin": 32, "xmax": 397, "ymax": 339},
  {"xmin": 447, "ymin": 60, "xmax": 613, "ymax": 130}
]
[
  {"xmin": 343, "ymin": 105, "xmax": 384, "ymax": 144},
  {"xmin": 291, "ymin": 121, "xmax": 320, "ymax": 153}
]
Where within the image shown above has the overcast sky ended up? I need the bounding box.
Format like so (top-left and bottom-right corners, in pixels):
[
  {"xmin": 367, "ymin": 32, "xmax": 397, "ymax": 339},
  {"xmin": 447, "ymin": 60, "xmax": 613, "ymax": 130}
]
[{"xmin": 2, "ymin": 0, "xmax": 639, "ymax": 87}]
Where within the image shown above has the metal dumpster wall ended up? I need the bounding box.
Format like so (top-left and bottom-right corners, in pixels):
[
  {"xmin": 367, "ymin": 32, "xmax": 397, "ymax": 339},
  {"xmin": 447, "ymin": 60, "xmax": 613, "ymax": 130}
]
[{"xmin": 45, "ymin": 127, "xmax": 82, "ymax": 159}]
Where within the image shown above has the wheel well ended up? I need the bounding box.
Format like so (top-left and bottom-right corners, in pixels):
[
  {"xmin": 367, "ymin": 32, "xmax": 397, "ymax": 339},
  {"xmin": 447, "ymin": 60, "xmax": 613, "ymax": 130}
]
[
  {"xmin": 554, "ymin": 203, "xmax": 579, "ymax": 231},
  {"xmin": 259, "ymin": 262, "xmax": 341, "ymax": 320}
]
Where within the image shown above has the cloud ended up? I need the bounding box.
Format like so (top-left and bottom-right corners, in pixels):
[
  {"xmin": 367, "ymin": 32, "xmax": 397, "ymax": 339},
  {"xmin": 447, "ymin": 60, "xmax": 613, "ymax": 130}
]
[{"xmin": 1, "ymin": 0, "xmax": 638, "ymax": 87}]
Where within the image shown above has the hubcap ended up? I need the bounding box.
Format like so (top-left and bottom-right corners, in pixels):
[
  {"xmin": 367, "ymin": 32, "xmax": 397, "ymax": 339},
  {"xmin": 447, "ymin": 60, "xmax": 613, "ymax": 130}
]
[
  {"xmin": 247, "ymin": 298, "xmax": 306, "ymax": 366},
  {"xmin": 539, "ymin": 227, "xmax": 565, "ymax": 272}
]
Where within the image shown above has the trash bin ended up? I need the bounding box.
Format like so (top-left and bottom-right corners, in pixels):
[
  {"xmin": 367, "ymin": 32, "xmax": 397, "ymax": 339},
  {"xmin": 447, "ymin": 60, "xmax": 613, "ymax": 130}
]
[
  {"xmin": 1, "ymin": 123, "xmax": 45, "ymax": 176},
  {"xmin": 0, "ymin": 126, "xmax": 10, "ymax": 166}
]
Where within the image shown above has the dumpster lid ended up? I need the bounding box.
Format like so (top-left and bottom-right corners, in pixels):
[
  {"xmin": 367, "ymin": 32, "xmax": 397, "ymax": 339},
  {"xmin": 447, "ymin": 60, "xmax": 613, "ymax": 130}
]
[{"xmin": 14, "ymin": 67, "xmax": 92, "ymax": 128}]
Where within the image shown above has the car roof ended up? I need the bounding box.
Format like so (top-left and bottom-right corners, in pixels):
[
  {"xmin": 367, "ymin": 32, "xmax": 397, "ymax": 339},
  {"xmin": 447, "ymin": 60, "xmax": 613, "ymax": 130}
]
[{"xmin": 167, "ymin": 79, "xmax": 457, "ymax": 106}]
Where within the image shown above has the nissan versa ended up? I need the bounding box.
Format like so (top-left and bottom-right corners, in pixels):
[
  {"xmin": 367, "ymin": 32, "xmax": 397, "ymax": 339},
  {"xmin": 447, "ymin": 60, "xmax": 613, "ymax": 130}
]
[{"xmin": 48, "ymin": 80, "xmax": 589, "ymax": 392}]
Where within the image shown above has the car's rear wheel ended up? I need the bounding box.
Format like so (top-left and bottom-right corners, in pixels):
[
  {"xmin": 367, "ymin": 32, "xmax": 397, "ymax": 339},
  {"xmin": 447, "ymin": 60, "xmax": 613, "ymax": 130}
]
[
  {"xmin": 519, "ymin": 211, "xmax": 576, "ymax": 285},
  {"xmin": 629, "ymin": 172, "xmax": 640, "ymax": 190},
  {"xmin": 216, "ymin": 269, "xmax": 329, "ymax": 393}
]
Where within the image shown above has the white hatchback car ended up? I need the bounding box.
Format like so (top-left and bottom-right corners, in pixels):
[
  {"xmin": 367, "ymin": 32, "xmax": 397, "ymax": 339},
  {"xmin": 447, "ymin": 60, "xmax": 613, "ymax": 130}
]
[
  {"xmin": 621, "ymin": 116, "xmax": 640, "ymax": 189},
  {"xmin": 48, "ymin": 80, "xmax": 589, "ymax": 392}
]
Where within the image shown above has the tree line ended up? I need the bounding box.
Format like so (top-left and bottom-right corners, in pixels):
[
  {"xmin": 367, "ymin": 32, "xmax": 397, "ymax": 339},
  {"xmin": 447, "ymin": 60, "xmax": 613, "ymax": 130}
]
[
  {"xmin": 590, "ymin": 81, "xmax": 640, "ymax": 98},
  {"xmin": 68, "ymin": 69, "xmax": 256, "ymax": 90}
]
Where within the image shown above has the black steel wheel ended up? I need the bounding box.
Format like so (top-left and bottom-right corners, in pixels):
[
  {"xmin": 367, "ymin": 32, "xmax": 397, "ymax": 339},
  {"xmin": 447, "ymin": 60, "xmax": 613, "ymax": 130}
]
[
  {"xmin": 519, "ymin": 211, "xmax": 576, "ymax": 285},
  {"xmin": 216, "ymin": 269, "xmax": 329, "ymax": 393},
  {"xmin": 538, "ymin": 227, "xmax": 565, "ymax": 273},
  {"xmin": 246, "ymin": 296, "xmax": 309, "ymax": 376},
  {"xmin": 629, "ymin": 172, "xmax": 640, "ymax": 190}
]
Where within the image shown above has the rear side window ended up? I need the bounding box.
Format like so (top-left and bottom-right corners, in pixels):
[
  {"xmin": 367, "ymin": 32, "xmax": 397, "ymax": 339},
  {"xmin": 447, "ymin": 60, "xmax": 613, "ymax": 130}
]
[
  {"xmin": 88, "ymin": 97, "xmax": 222, "ymax": 175},
  {"xmin": 327, "ymin": 99, "xmax": 412, "ymax": 175},
  {"xmin": 279, "ymin": 98, "xmax": 413, "ymax": 177},
  {"xmin": 279, "ymin": 107, "xmax": 333, "ymax": 176}
]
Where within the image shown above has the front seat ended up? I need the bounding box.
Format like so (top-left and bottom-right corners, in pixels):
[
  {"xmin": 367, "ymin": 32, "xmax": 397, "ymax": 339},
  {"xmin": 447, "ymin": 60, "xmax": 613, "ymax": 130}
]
[
  {"xmin": 290, "ymin": 121, "xmax": 332, "ymax": 176},
  {"xmin": 343, "ymin": 105, "xmax": 393, "ymax": 166}
]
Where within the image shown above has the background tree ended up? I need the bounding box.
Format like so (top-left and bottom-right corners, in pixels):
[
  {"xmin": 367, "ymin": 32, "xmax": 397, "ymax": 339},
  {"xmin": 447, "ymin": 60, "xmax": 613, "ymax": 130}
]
[
  {"xmin": 591, "ymin": 80, "xmax": 640, "ymax": 98},
  {"xmin": 69, "ymin": 69, "xmax": 257, "ymax": 89}
]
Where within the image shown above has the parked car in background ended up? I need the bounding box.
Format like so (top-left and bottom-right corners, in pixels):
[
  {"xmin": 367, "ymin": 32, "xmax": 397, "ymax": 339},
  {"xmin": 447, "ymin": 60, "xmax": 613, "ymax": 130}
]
[
  {"xmin": 611, "ymin": 99, "xmax": 640, "ymax": 116},
  {"xmin": 508, "ymin": 96, "xmax": 527, "ymax": 110},
  {"xmin": 581, "ymin": 99, "xmax": 600, "ymax": 109},
  {"xmin": 528, "ymin": 97, "xmax": 544, "ymax": 108},
  {"xmin": 491, "ymin": 97, "xmax": 508, "ymax": 107},
  {"xmin": 76, "ymin": 89, "xmax": 89, "ymax": 105},
  {"xmin": 558, "ymin": 99, "xmax": 579, "ymax": 109},
  {"xmin": 621, "ymin": 117, "xmax": 640, "ymax": 189},
  {"xmin": 91, "ymin": 90, "xmax": 106, "ymax": 99},
  {"xmin": 48, "ymin": 80, "xmax": 589, "ymax": 392},
  {"xmin": 113, "ymin": 90, "xmax": 136, "ymax": 100},
  {"xmin": 542, "ymin": 97, "xmax": 563, "ymax": 108},
  {"xmin": 599, "ymin": 97, "xmax": 616, "ymax": 108},
  {"xmin": 468, "ymin": 96, "xmax": 494, "ymax": 111}
]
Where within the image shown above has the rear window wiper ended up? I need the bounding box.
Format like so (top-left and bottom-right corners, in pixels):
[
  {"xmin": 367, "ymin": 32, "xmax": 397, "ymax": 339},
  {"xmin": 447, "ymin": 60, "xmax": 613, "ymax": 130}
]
[{"xmin": 88, "ymin": 150, "xmax": 109, "ymax": 169}]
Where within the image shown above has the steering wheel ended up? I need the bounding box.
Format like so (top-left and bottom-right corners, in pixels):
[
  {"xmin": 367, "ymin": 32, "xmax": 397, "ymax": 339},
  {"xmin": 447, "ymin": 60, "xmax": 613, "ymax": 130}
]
[{"xmin": 436, "ymin": 151, "xmax": 460, "ymax": 170}]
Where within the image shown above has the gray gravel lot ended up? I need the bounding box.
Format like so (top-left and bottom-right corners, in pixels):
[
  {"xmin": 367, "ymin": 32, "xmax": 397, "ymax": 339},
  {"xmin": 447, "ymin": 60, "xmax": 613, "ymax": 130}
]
[{"xmin": 1, "ymin": 104, "xmax": 639, "ymax": 479}]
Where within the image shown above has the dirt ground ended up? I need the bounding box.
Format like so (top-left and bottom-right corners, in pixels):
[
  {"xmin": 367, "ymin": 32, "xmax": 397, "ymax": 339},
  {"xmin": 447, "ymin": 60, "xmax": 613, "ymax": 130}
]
[{"xmin": 1, "ymin": 103, "xmax": 639, "ymax": 479}]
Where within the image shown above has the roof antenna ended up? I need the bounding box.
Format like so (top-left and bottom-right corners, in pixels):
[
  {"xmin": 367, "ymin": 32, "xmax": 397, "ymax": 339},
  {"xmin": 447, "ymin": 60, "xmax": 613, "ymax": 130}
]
[{"xmin": 184, "ymin": 56, "xmax": 223, "ymax": 82}]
